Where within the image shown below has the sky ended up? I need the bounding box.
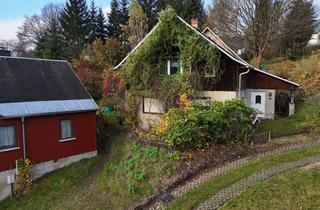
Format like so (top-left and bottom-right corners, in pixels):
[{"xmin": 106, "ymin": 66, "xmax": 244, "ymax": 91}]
[{"xmin": 0, "ymin": 0, "xmax": 319, "ymax": 41}]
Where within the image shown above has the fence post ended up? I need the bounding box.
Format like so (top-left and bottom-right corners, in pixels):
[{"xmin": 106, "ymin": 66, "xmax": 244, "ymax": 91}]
[{"xmin": 268, "ymin": 131, "xmax": 271, "ymax": 142}]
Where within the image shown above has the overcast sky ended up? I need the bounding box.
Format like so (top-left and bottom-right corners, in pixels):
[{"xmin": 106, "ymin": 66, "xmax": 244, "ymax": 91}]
[{"xmin": 0, "ymin": 0, "xmax": 319, "ymax": 41}]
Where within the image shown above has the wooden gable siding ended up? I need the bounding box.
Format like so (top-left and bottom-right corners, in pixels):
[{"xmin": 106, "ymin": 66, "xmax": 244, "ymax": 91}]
[
  {"xmin": 245, "ymin": 70, "xmax": 297, "ymax": 91},
  {"xmin": 205, "ymin": 55, "xmax": 242, "ymax": 91}
]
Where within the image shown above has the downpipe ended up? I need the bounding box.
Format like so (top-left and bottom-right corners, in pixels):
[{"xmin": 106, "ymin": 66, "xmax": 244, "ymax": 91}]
[
  {"xmin": 238, "ymin": 68, "xmax": 251, "ymax": 98},
  {"xmin": 21, "ymin": 117, "xmax": 26, "ymax": 160}
]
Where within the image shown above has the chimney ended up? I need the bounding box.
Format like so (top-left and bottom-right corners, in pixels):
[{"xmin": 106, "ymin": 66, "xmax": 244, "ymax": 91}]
[
  {"xmin": 191, "ymin": 18, "xmax": 199, "ymax": 29},
  {"xmin": 0, "ymin": 47, "xmax": 11, "ymax": 56}
]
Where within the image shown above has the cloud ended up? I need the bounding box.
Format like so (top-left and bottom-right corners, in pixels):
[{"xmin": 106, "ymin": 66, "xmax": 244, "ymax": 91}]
[{"xmin": 0, "ymin": 18, "xmax": 24, "ymax": 41}]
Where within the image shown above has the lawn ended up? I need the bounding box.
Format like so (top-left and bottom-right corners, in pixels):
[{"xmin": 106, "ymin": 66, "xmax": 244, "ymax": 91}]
[
  {"xmin": 0, "ymin": 133, "xmax": 180, "ymax": 210},
  {"xmin": 222, "ymin": 166, "xmax": 320, "ymax": 210},
  {"xmin": 167, "ymin": 145, "xmax": 320, "ymax": 210},
  {"xmin": 255, "ymin": 99, "xmax": 307, "ymax": 133}
]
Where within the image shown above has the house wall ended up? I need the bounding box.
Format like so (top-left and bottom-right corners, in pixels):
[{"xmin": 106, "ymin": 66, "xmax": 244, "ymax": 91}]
[
  {"xmin": 0, "ymin": 118, "xmax": 23, "ymax": 172},
  {"xmin": 0, "ymin": 111, "xmax": 97, "ymax": 202},
  {"xmin": 138, "ymin": 98, "xmax": 163, "ymax": 131},
  {"xmin": 202, "ymin": 91, "xmax": 237, "ymax": 101},
  {"xmin": 25, "ymin": 112, "xmax": 97, "ymax": 163},
  {"xmin": 244, "ymin": 89, "xmax": 275, "ymax": 119}
]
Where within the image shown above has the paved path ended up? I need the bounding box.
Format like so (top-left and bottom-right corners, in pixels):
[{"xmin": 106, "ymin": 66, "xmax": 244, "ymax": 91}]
[
  {"xmin": 149, "ymin": 140, "xmax": 320, "ymax": 209},
  {"xmin": 198, "ymin": 155, "xmax": 320, "ymax": 210}
]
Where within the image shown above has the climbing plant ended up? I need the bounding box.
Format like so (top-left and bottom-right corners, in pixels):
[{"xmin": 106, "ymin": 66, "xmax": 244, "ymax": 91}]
[{"xmin": 120, "ymin": 8, "xmax": 224, "ymax": 127}]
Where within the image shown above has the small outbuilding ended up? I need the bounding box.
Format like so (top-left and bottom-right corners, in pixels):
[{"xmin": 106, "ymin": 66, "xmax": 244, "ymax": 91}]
[{"xmin": 0, "ymin": 56, "xmax": 98, "ymax": 201}]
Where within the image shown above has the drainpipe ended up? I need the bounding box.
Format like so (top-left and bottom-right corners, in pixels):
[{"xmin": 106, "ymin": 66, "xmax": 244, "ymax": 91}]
[
  {"xmin": 238, "ymin": 68, "xmax": 251, "ymax": 98},
  {"xmin": 21, "ymin": 117, "xmax": 26, "ymax": 160}
]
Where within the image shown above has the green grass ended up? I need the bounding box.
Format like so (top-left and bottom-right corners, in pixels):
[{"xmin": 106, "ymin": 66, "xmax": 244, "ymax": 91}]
[
  {"xmin": 167, "ymin": 145, "xmax": 320, "ymax": 210},
  {"xmin": 222, "ymin": 167, "xmax": 320, "ymax": 210},
  {"xmin": 256, "ymin": 100, "xmax": 307, "ymax": 133},
  {"xmin": 0, "ymin": 133, "xmax": 179, "ymax": 210},
  {"xmin": 0, "ymin": 157, "xmax": 100, "ymax": 210}
]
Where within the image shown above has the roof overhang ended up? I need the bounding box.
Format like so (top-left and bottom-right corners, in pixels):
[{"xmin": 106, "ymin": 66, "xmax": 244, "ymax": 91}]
[{"xmin": 0, "ymin": 99, "xmax": 98, "ymax": 119}]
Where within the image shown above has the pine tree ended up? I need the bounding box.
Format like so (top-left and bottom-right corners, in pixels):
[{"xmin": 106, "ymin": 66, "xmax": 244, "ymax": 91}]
[
  {"xmin": 106, "ymin": 0, "xmax": 122, "ymax": 38},
  {"xmin": 96, "ymin": 7, "xmax": 107, "ymax": 43},
  {"xmin": 281, "ymin": 0, "xmax": 316, "ymax": 58},
  {"xmin": 180, "ymin": 0, "xmax": 206, "ymax": 25},
  {"xmin": 128, "ymin": 0, "xmax": 148, "ymax": 48},
  {"xmin": 89, "ymin": 0, "xmax": 98, "ymax": 43},
  {"xmin": 60, "ymin": 0, "xmax": 90, "ymax": 58}
]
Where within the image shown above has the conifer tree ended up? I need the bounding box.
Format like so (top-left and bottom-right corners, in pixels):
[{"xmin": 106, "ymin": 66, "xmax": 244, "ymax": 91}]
[
  {"xmin": 281, "ymin": 0, "xmax": 316, "ymax": 57},
  {"xmin": 89, "ymin": 0, "xmax": 98, "ymax": 43},
  {"xmin": 60, "ymin": 0, "xmax": 90, "ymax": 58},
  {"xmin": 128, "ymin": 0, "xmax": 148, "ymax": 48},
  {"xmin": 106, "ymin": 0, "xmax": 122, "ymax": 38},
  {"xmin": 96, "ymin": 7, "xmax": 107, "ymax": 43}
]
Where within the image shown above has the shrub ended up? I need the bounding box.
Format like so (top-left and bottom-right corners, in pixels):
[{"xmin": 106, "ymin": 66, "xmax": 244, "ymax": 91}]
[
  {"xmin": 14, "ymin": 159, "xmax": 32, "ymax": 196},
  {"xmin": 305, "ymin": 98, "xmax": 320, "ymax": 133},
  {"xmin": 157, "ymin": 99, "xmax": 255, "ymax": 149}
]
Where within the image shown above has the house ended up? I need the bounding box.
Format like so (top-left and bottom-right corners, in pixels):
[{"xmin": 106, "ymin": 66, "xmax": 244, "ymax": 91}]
[
  {"xmin": 308, "ymin": 33, "xmax": 320, "ymax": 46},
  {"xmin": 114, "ymin": 14, "xmax": 300, "ymax": 130},
  {"xmin": 0, "ymin": 56, "xmax": 98, "ymax": 201}
]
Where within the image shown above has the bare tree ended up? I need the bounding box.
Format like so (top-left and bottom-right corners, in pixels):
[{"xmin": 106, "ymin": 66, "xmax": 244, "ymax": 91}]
[
  {"xmin": 207, "ymin": 0, "xmax": 290, "ymax": 67},
  {"xmin": 17, "ymin": 3, "xmax": 63, "ymax": 48}
]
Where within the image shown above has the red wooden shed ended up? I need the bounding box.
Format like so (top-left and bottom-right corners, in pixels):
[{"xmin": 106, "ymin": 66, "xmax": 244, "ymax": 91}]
[{"xmin": 0, "ymin": 56, "xmax": 98, "ymax": 201}]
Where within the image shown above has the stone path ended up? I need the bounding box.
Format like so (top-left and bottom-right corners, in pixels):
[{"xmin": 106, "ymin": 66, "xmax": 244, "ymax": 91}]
[
  {"xmin": 197, "ymin": 155, "xmax": 320, "ymax": 210},
  {"xmin": 149, "ymin": 140, "xmax": 320, "ymax": 209}
]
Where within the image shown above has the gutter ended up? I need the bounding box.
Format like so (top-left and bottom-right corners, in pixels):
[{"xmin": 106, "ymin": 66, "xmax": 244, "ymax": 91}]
[
  {"xmin": 238, "ymin": 68, "xmax": 251, "ymax": 98},
  {"xmin": 21, "ymin": 117, "xmax": 26, "ymax": 160}
]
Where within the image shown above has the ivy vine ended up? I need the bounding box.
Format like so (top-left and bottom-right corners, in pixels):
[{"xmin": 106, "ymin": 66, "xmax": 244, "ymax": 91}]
[{"xmin": 121, "ymin": 8, "xmax": 224, "ymax": 126}]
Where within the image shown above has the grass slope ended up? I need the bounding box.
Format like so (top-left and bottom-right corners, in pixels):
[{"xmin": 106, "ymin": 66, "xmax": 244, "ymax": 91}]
[
  {"xmin": 0, "ymin": 134, "xmax": 179, "ymax": 210},
  {"xmin": 222, "ymin": 167, "xmax": 320, "ymax": 210},
  {"xmin": 256, "ymin": 100, "xmax": 307, "ymax": 133},
  {"xmin": 167, "ymin": 145, "xmax": 320, "ymax": 210}
]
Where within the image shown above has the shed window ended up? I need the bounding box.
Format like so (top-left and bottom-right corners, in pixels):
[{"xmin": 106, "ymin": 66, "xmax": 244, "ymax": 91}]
[
  {"xmin": 255, "ymin": 95, "xmax": 262, "ymax": 104},
  {"xmin": 60, "ymin": 119, "xmax": 74, "ymax": 140},
  {"xmin": 0, "ymin": 125, "xmax": 16, "ymax": 149}
]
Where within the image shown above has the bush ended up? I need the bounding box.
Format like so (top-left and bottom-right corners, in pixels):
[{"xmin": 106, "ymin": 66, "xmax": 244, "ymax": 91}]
[
  {"xmin": 101, "ymin": 111, "xmax": 123, "ymax": 128},
  {"xmin": 157, "ymin": 99, "xmax": 255, "ymax": 149},
  {"xmin": 305, "ymin": 98, "xmax": 320, "ymax": 133}
]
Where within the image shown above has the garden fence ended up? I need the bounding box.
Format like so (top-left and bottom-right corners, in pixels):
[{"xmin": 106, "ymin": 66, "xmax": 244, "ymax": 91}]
[{"xmin": 251, "ymin": 126, "xmax": 310, "ymax": 145}]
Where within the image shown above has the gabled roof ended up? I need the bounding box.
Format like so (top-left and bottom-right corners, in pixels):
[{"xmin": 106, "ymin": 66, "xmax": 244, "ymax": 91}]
[
  {"xmin": 114, "ymin": 15, "xmax": 300, "ymax": 88},
  {"xmin": 202, "ymin": 28, "xmax": 300, "ymax": 87},
  {"xmin": 0, "ymin": 56, "xmax": 98, "ymax": 118}
]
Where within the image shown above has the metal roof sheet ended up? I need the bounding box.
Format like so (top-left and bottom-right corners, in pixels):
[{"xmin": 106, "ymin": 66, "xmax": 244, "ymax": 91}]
[{"xmin": 0, "ymin": 99, "xmax": 98, "ymax": 118}]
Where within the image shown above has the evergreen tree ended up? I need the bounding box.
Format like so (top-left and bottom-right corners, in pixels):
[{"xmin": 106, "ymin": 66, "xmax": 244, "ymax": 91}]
[
  {"xmin": 180, "ymin": 0, "xmax": 206, "ymax": 25},
  {"xmin": 106, "ymin": 0, "xmax": 122, "ymax": 38},
  {"xmin": 89, "ymin": 0, "xmax": 98, "ymax": 43},
  {"xmin": 96, "ymin": 7, "xmax": 107, "ymax": 43},
  {"xmin": 60, "ymin": 0, "xmax": 90, "ymax": 59},
  {"xmin": 36, "ymin": 18, "xmax": 66, "ymax": 59},
  {"xmin": 128, "ymin": 0, "xmax": 148, "ymax": 48},
  {"xmin": 138, "ymin": 0, "xmax": 158, "ymax": 30},
  {"xmin": 281, "ymin": 0, "xmax": 316, "ymax": 58}
]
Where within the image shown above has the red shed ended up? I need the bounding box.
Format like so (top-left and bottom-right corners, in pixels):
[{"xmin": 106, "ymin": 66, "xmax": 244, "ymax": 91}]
[{"xmin": 0, "ymin": 56, "xmax": 98, "ymax": 201}]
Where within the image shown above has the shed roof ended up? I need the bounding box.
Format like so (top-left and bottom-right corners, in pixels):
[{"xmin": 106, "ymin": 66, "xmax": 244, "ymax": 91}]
[{"xmin": 0, "ymin": 56, "xmax": 98, "ymax": 118}]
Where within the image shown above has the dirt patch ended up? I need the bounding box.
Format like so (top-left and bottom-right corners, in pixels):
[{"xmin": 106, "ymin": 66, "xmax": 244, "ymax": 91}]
[{"xmin": 302, "ymin": 162, "xmax": 320, "ymax": 171}]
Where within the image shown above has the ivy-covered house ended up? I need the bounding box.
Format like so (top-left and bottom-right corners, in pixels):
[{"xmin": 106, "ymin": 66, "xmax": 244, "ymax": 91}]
[{"xmin": 114, "ymin": 9, "xmax": 300, "ymax": 130}]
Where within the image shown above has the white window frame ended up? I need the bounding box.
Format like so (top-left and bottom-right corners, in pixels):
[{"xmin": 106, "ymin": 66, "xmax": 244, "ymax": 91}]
[
  {"xmin": 0, "ymin": 125, "xmax": 17, "ymax": 150},
  {"xmin": 59, "ymin": 119, "xmax": 76, "ymax": 142},
  {"xmin": 167, "ymin": 58, "xmax": 183, "ymax": 75},
  {"xmin": 143, "ymin": 98, "xmax": 164, "ymax": 114}
]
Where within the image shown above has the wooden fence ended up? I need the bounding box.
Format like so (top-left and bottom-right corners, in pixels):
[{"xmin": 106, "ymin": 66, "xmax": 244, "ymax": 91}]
[{"xmin": 251, "ymin": 126, "xmax": 310, "ymax": 145}]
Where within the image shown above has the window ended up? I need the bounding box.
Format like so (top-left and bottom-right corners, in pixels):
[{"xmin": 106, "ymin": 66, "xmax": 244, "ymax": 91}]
[
  {"xmin": 143, "ymin": 98, "xmax": 164, "ymax": 114},
  {"xmin": 0, "ymin": 125, "xmax": 16, "ymax": 149},
  {"xmin": 255, "ymin": 95, "xmax": 262, "ymax": 104},
  {"xmin": 60, "ymin": 119, "xmax": 74, "ymax": 140},
  {"xmin": 167, "ymin": 58, "xmax": 181, "ymax": 75}
]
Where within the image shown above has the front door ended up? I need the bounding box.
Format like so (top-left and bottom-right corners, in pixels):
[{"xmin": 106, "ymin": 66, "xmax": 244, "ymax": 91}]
[{"xmin": 251, "ymin": 92, "xmax": 266, "ymax": 118}]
